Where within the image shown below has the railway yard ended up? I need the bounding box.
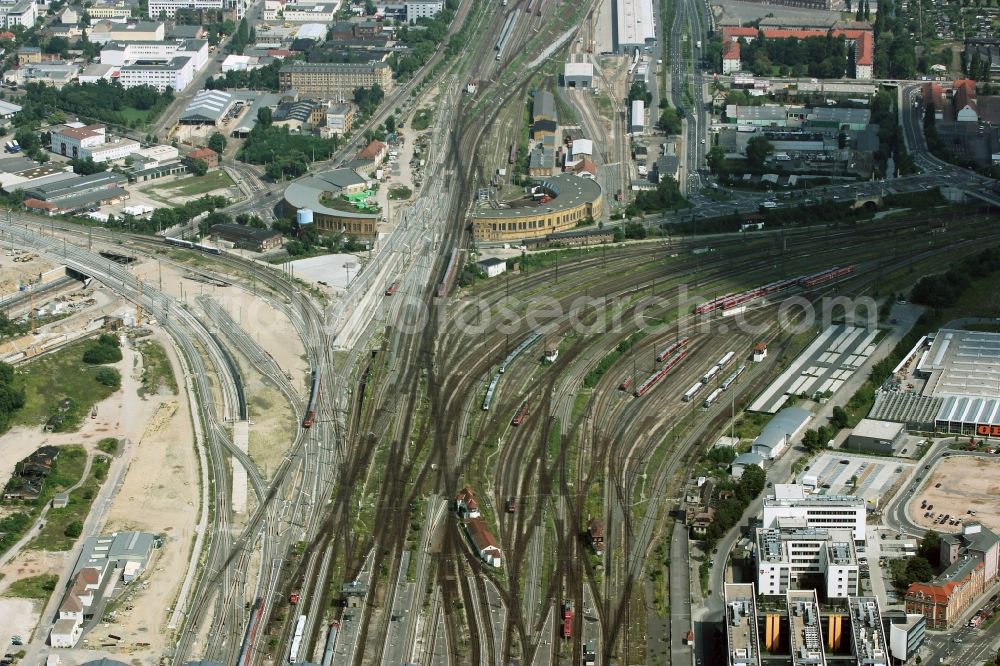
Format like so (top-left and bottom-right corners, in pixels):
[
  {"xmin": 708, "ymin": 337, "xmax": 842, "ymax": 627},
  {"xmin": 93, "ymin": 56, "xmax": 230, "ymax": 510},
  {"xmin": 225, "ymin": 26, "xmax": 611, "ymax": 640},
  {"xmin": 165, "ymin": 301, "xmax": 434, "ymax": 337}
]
[{"xmin": 1, "ymin": 0, "xmax": 1000, "ymax": 662}]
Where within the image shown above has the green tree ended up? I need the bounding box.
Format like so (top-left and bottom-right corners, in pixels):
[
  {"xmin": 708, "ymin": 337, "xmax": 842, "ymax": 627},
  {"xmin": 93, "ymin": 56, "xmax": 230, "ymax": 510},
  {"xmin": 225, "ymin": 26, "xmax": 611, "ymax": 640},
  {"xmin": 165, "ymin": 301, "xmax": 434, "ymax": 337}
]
[
  {"xmin": 706, "ymin": 145, "xmax": 727, "ymax": 176},
  {"xmin": 257, "ymin": 105, "xmax": 272, "ymax": 129},
  {"xmin": 739, "ymin": 464, "xmax": 767, "ymax": 500},
  {"xmin": 657, "ymin": 106, "xmax": 682, "ymax": 134},
  {"xmin": 627, "ymin": 81, "xmax": 652, "ymax": 104},
  {"xmin": 189, "ymin": 158, "xmax": 208, "ymax": 176},
  {"xmin": 95, "ymin": 367, "xmax": 121, "ymax": 389},
  {"xmin": 919, "ymin": 530, "xmax": 941, "ymax": 567},
  {"xmin": 69, "ymin": 157, "xmax": 106, "ymax": 175},
  {"xmin": 831, "ymin": 406, "xmax": 849, "ymax": 429},
  {"xmin": 207, "ymin": 132, "xmax": 227, "ymax": 154},
  {"xmin": 384, "ymin": 115, "xmax": 396, "ymax": 134},
  {"xmin": 906, "ymin": 556, "xmax": 934, "ymax": 583},
  {"xmin": 64, "ymin": 520, "xmax": 83, "ymax": 538},
  {"xmin": 745, "ymin": 135, "xmax": 774, "ymax": 167}
]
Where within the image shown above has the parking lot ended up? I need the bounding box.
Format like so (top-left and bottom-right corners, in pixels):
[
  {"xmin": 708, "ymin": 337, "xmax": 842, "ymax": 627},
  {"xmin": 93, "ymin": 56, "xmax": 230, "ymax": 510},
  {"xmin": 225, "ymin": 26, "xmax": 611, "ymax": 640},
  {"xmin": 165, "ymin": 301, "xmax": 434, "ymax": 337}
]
[
  {"xmin": 800, "ymin": 451, "xmax": 915, "ymax": 506},
  {"xmin": 908, "ymin": 454, "xmax": 1000, "ymax": 535}
]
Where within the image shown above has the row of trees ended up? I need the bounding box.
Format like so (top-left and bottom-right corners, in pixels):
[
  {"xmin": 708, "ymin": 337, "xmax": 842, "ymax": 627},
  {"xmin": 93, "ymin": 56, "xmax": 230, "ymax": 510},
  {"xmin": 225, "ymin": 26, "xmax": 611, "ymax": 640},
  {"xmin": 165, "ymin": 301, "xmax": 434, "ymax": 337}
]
[
  {"xmin": 13, "ymin": 81, "xmax": 174, "ymax": 130},
  {"xmin": 872, "ymin": 88, "xmax": 916, "ymax": 178},
  {"xmin": 736, "ymin": 32, "xmax": 850, "ymax": 79},
  {"xmin": 206, "ymin": 59, "xmax": 282, "ymax": 92},
  {"xmin": 100, "ymin": 194, "xmax": 228, "ymax": 236},
  {"xmin": 873, "ymin": 0, "xmax": 917, "ymax": 79},
  {"xmin": 0, "ymin": 361, "xmax": 25, "ymax": 434},
  {"xmin": 909, "ymin": 246, "xmax": 1000, "ymax": 308}
]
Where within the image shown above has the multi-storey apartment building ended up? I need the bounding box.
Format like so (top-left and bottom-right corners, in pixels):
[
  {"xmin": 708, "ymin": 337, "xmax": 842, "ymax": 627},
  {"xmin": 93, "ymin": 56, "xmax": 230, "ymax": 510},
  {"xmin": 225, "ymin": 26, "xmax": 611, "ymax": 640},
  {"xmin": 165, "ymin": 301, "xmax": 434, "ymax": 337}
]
[{"xmin": 278, "ymin": 61, "xmax": 392, "ymax": 97}]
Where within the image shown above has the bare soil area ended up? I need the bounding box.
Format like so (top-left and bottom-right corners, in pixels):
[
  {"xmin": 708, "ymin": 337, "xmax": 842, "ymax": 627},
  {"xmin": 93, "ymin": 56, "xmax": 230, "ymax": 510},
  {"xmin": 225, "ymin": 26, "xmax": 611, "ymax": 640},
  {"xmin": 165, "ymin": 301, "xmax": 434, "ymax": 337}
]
[
  {"xmin": 99, "ymin": 334, "xmax": 198, "ymax": 661},
  {"xmin": 908, "ymin": 455, "xmax": 1000, "ymax": 534},
  {"xmin": 133, "ymin": 257, "xmax": 308, "ymax": 385},
  {"xmin": 0, "ymin": 598, "xmax": 43, "ymax": 645}
]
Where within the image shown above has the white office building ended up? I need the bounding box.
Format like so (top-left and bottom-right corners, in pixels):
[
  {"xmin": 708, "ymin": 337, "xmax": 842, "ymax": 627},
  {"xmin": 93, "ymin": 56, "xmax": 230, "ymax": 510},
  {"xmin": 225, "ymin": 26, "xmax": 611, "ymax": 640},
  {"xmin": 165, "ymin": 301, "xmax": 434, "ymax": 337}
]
[
  {"xmin": 762, "ymin": 484, "xmax": 867, "ymax": 544},
  {"xmin": 756, "ymin": 524, "xmax": 859, "ymax": 598},
  {"xmin": 0, "ymin": 0, "xmax": 36, "ymax": 28},
  {"xmin": 406, "ymin": 0, "xmax": 442, "ymax": 21},
  {"xmin": 147, "ymin": 0, "xmax": 246, "ymax": 19},
  {"xmin": 100, "ymin": 39, "xmax": 208, "ymax": 91}
]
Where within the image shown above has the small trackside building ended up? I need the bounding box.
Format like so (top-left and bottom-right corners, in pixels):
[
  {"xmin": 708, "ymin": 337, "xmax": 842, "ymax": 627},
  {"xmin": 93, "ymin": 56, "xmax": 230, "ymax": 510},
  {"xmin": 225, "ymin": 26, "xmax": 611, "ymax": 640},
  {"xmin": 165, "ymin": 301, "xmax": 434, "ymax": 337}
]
[
  {"xmin": 630, "ymin": 99, "xmax": 645, "ymax": 134},
  {"xmin": 455, "ymin": 485, "xmax": 502, "ymax": 568},
  {"xmin": 210, "ymin": 223, "xmax": 283, "ymax": 252},
  {"xmin": 476, "ymin": 257, "xmax": 507, "ymax": 278},
  {"xmin": 564, "ymin": 62, "xmax": 594, "ymax": 88}
]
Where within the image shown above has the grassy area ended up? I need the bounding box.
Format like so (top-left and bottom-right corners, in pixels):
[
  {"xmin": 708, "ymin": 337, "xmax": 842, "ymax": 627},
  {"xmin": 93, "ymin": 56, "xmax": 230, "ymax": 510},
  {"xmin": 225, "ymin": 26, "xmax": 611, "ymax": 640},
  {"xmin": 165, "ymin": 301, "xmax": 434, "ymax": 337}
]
[
  {"xmin": 97, "ymin": 437, "xmax": 119, "ymax": 455},
  {"xmin": 595, "ymin": 92, "xmax": 613, "ymax": 116},
  {"xmin": 388, "ymin": 185, "xmax": 412, "ymax": 200},
  {"xmin": 29, "ymin": 455, "xmax": 109, "ymax": 551},
  {"xmin": 119, "ymin": 106, "xmax": 151, "ymax": 125},
  {"xmin": 143, "ymin": 170, "xmax": 233, "ymax": 198},
  {"xmin": 137, "ymin": 339, "xmax": 178, "ymax": 396},
  {"xmin": 2, "ymin": 573, "xmax": 58, "ymax": 600},
  {"xmin": 411, "ymin": 108, "xmax": 433, "ymax": 131},
  {"xmin": 13, "ymin": 338, "xmax": 119, "ymax": 431}
]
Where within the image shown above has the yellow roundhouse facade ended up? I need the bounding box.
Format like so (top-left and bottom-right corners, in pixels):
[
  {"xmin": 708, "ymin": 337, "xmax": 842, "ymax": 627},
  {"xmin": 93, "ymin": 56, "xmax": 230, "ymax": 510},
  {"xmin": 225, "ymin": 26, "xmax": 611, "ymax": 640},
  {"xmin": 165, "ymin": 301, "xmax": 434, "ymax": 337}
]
[{"xmin": 473, "ymin": 174, "xmax": 603, "ymax": 243}]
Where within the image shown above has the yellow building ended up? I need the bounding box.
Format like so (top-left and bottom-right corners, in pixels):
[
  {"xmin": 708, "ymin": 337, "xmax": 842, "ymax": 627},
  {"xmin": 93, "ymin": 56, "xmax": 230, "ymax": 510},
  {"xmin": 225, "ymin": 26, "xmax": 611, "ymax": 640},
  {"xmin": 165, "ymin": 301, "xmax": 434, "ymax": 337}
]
[
  {"xmin": 473, "ymin": 174, "xmax": 603, "ymax": 242},
  {"xmin": 278, "ymin": 62, "xmax": 392, "ymax": 97}
]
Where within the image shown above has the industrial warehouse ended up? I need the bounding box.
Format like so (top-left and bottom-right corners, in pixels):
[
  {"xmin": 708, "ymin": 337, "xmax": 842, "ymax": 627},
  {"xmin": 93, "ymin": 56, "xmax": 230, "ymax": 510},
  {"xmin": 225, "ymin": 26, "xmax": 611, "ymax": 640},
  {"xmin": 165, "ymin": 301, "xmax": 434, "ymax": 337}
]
[{"xmin": 867, "ymin": 329, "xmax": 1000, "ymax": 435}]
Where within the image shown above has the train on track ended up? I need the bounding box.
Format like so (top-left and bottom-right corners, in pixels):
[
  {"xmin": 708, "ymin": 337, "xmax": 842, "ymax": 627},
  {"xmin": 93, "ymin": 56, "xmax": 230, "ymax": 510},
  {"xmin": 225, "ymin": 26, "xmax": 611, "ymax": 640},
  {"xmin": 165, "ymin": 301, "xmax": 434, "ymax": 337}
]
[
  {"xmin": 288, "ymin": 614, "xmax": 306, "ymax": 663},
  {"xmin": 511, "ymin": 400, "xmax": 529, "ymax": 426},
  {"xmin": 437, "ymin": 248, "xmax": 461, "ymax": 298},
  {"xmin": 303, "ymin": 368, "xmax": 320, "ymax": 427},
  {"xmin": 496, "ymin": 11, "xmax": 517, "ymax": 60},
  {"xmin": 634, "ymin": 347, "xmax": 689, "ymax": 397},
  {"xmin": 721, "ymin": 364, "xmax": 746, "ymax": 391},
  {"xmin": 703, "ymin": 387, "xmax": 724, "ymax": 407},
  {"xmin": 385, "ymin": 282, "xmax": 398, "ymax": 296},
  {"xmin": 619, "ymin": 376, "xmax": 634, "ymax": 392},
  {"xmin": 682, "ymin": 380, "xmax": 704, "ymax": 402},
  {"xmin": 164, "ymin": 236, "xmax": 223, "ymax": 255},
  {"xmin": 508, "ymin": 142, "xmax": 517, "ymax": 165},
  {"xmin": 656, "ymin": 336, "xmax": 690, "ymax": 363},
  {"xmin": 483, "ymin": 332, "xmax": 542, "ymax": 410},
  {"xmin": 694, "ymin": 264, "xmax": 855, "ymax": 315},
  {"xmin": 236, "ymin": 597, "xmax": 265, "ymax": 666},
  {"xmin": 562, "ymin": 600, "xmax": 574, "ymax": 638},
  {"xmin": 320, "ymin": 621, "xmax": 340, "ymax": 666},
  {"xmin": 499, "ymin": 332, "xmax": 542, "ymax": 373}
]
